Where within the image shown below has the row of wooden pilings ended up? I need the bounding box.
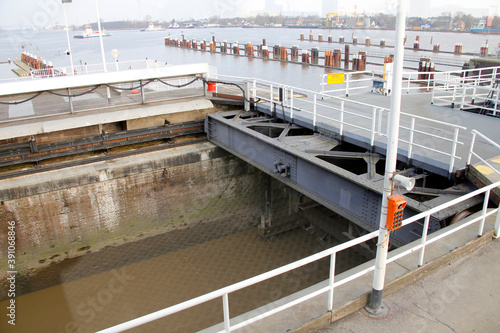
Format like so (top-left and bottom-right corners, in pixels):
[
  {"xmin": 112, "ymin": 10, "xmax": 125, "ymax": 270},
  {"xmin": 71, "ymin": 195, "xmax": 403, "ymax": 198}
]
[
  {"xmin": 165, "ymin": 36, "xmax": 371, "ymax": 70},
  {"xmin": 301, "ymin": 33, "xmax": 384, "ymax": 48},
  {"xmin": 418, "ymin": 57, "xmax": 436, "ymax": 80},
  {"xmin": 301, "ymin": 33, "xmax": 491, "ymax": 56},
  {"xmin": 21, "ymin": 50, "xmax": 53, "ymax": 70}
]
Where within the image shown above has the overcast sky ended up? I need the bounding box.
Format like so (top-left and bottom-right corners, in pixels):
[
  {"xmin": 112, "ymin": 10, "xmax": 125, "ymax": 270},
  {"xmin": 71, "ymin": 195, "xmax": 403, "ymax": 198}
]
[{"xmin": 0, "ymin": 0, "xmax": 498, "ymax": 28}]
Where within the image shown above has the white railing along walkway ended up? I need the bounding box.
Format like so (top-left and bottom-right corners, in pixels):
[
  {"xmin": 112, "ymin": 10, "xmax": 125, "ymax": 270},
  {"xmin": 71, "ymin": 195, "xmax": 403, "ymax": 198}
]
[
  {"xmin": 321, "ymin": 66, "xmax": 500, "ymax": 97},
  {"xmin": 29, "ymin": 59, "xmax": 168, "ymax": 79},
  {"xmin": 97, "ymin": 178, "xmax": 500, "ymax": 333},
  {"xmin": 214, "ymin": 74, "xmax": 466, "ymax": 174},
  {"xmin": 468, "ymin": 130, "xmax": 500, "ymax": 176}
]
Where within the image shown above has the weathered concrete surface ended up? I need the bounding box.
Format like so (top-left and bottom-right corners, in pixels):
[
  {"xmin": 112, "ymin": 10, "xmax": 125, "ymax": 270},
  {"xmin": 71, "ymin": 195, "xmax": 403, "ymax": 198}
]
[
  {"xmin": 0, "ymin": 142, "xmax": 261, "ymax": 277},
  {"xmin": 319, "ymin": 237, "xmax": 500, "ymax": 333}
]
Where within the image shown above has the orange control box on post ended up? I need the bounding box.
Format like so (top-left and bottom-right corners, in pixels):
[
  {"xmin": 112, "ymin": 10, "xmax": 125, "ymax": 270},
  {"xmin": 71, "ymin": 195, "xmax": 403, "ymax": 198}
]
[{"xmin": 386, "ymin": 195, "xmax": 407, "ymax": 231}]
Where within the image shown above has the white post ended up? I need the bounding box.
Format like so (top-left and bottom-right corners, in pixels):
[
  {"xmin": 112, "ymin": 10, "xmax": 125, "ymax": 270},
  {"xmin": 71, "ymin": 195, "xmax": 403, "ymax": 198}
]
[
  {"xmin": 95, "ymin": 0, "xmax": 111, "ymax": 102},
  {"xmin": 495, "ymin": 207, "xmax": 500, "ymax": 239},
  {"xmin": 327, "ymin": 253, "xmax": 336, "ymax": 311},
  {"xmin": 478, "ymin": 190, "xmax": 490, "ymax": 236},
  {"xmin": 290, "ymin": 88, "xmax": 294, "ymax": 120},
  {"xmin": 62, "ymin": 1, "xmax": 74, "ymax": 75},
  {"xmin": 222, "ymin": 294, "xmax": 231, "ymax": 332},
  {"xmin": 345, "ymin": 74, "xmax": 350, "ymax": 97},
  {"xmin": 449, "ymin": 127, "xmax": 460, "ymax": 175},
  {"xmin": 467, "ymin": 130, "xmax": 477, "ymax": 166},
  {"xmin": 340, "ymin": 100, "xmax": 345, "ymax": 137},
  {"xmin": 366, "ymin": 0, "xmax": 407, "ymax": 316},
  {"xmin": 408, "ymin": 117, "xmax": 416, "ymax": 160},
  {"xmin": 418, "ymin": 215, "xmax": 431, "ymax": 266}
]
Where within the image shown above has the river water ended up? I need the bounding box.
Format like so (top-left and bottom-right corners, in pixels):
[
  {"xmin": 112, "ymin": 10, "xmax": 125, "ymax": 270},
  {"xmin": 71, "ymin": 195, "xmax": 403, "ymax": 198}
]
[
  {"xmin": 0, "ymin": 227, "xmax": 368, "ymax": 333},
  {"xmin": 1, "ymin": 27, "xmax": 499, "ymax": 91}
]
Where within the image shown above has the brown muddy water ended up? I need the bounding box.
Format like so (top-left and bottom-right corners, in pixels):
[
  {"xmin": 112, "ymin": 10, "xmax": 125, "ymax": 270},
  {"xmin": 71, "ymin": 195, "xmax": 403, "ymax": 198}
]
[{"xmin": 0, "ymin": 226, "xmax": 369, "ymax": 333}]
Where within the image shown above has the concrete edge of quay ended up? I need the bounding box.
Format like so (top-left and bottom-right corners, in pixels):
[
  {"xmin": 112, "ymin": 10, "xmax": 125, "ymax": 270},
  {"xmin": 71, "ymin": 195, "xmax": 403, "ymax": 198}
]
[
  {"xmin": 201, "ymin": 210, "xmax": 498, "ymax": 333},
  {"xmin": 295, "ymin": 227, "xmax": 496, "ymax": 333}
]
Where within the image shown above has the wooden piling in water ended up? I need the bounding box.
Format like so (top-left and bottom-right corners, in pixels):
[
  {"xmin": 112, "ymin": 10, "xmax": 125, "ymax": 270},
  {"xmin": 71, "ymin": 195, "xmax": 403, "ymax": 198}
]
[
  {"xmin": 311, "ymin": 47, "xmax": 319, "ymax": 65},
  {"xmin": 302, "ymin": 50, "xmax": 310, "ymax": 63},
  {"xmin": 344, "ymin": 44, "xmax": 350, "ymax": 70},
  {"xmin": 291, "ymin": 45, "xmax": 299, "ymax": 62}
]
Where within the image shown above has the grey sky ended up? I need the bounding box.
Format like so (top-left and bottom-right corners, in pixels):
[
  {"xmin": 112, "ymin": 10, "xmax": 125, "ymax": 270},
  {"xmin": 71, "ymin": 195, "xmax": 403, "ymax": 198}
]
[{"xmin": 0, "ymin": 0, "xmax": 498, "ymax": 28}]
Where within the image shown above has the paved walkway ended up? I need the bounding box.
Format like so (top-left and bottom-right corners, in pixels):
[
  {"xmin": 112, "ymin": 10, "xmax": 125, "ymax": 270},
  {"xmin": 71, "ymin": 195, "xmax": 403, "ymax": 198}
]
[{"xmin": 318, "ymin": 238, "xmax": 500, "ymax": 333}]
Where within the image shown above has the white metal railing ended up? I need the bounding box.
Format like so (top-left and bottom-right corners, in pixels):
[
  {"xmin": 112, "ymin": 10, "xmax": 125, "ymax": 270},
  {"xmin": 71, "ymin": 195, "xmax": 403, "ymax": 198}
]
[
  {"xmin": 468, "ymin": 130, "xmax": 500, "ymax": 176},
  {"xmin": 212, "ymin": 74, "xmax": 465, "ymax": 174},
  {"xmin": 0, "ymin": 63, "xmax": 209, "ymax": 123},
  {"xmin": 321, "ymin": 66, "xmax": 500, "ymax": 97},
  {"xmin": 98, "ymin": 179, "xmax": 500, "ymax": 333},
  {"xmin": 29, "ymin": 59, "xmax": 168, "ymax": 79},
  {"xmin": 431, "ymin": 75, "xmax": 500, "ymax": 116}
]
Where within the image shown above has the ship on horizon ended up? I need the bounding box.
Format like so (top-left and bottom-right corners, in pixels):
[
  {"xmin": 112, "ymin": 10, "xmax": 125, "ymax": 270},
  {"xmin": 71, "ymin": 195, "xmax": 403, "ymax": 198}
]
[{"xmin": 74, "ymin": 25, "xmax": 111, "ymax": 39}]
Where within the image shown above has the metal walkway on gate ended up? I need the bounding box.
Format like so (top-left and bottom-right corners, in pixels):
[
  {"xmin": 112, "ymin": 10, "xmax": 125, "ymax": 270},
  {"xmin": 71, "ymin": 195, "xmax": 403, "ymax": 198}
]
[{"xmin": 205, "ymin": 68, "xmax": 500, "ymax": 247}]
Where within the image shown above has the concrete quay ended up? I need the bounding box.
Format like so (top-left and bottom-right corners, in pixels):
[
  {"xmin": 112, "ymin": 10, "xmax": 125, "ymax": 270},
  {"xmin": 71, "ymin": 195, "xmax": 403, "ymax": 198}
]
[{"xmin": 317, "ymin": 237, "xmax": 500, "ymax": 333}]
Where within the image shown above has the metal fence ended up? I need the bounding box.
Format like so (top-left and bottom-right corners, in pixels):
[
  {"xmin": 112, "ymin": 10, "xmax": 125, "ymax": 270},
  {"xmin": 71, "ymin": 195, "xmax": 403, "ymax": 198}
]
[
  {"xmin": 321, "ymin": 66, "xmax": 500, "ymax": 98},
  {"xmin": 216, "ymin": 74, "xmax": 465, "ymax": 174},
  {"xmin": 29, "ymin": 59, "xmax": 168, "ymax": 79}
]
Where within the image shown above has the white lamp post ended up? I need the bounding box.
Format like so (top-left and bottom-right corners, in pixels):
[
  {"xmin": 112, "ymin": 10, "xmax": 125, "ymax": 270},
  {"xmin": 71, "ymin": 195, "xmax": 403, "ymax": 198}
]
[
  {"xmin": 94, "ymin": 0, "xmax": 111, "ymax": 102},
  {"xmin": 62, "ymin": 0, "xmax": 74, "ymax": 75}
]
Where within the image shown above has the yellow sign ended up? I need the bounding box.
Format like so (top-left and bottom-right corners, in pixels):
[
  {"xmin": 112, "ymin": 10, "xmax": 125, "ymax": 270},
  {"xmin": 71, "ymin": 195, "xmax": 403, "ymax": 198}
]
[{"xmin": 327, "ymin": 73, "xmax": 345, "ymax": 85}]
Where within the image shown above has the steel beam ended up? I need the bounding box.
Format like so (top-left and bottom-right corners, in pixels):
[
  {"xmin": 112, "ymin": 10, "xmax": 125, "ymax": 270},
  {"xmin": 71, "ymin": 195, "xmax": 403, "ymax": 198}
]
[{"xmin": 206, "ymin": 112, "xmax": 441, "ymax": 245}]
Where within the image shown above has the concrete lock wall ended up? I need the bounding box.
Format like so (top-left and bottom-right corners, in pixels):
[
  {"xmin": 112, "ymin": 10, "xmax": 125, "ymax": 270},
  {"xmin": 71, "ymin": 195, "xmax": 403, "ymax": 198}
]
[{"xmin": 0, "ymin": 143, "xmax": 261, "ymax": 276}]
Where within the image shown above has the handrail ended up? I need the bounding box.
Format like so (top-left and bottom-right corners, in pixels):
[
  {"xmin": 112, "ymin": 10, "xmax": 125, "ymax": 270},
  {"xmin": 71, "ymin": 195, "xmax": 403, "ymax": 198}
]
[
  {"xmin": 320, "ymin": 66, "xmax": 500, "ymax": 97},
  {"xmin": 219, "ymin": 74, "xmax": 466, "ymax": 174},
  {"xmin": 98, "ymin": 179, "xmax": 500, "ymax": 333},
  {"xmin": 467, "ymin": 130, "xmax": 500, "ymax": 176}
]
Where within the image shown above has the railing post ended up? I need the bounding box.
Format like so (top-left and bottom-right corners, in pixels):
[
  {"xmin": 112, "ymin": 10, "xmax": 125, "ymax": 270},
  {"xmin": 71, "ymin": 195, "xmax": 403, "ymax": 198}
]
[
  {"xmin": 448, "ymin": 127, "xmax": 460, "ymax": 176},
  {"xmin": 313, "ymin": 95, "xmax": 318, "ymax": 130},
  {"xmin": 460, "ymin": 85, "xmax": 466, "ymax": 110},
  {"xmin": 407, "ymin": 74, "xmax": 411, "ymax": 93},
  {"xmin": 407, "ymin": 117, "xmax": 416, "ymax": 161},
  {"xmin": 140, "ymin": 80, "xmax": 145, "ymax": 104},
  {"xmin": 340, "ymin": 100, "xmax": 345, "ymax": 137},
  {"xmin": 418, "ymin": 215, "xmax": 431, "ymax": 266},
  {"xmin": 478, "ymin": 190, "xmax": 491, "ymax": 236},
  {"xmin": 244, "ymin": 81, "xmax": 250, "ymax": 112},
  {"xmin": 495, "ymin": 207, "xmax": 500, "ymax": 239},
  {"xmin": 270, "ymin": 83, "xmax": 274, "ymax": 108},
  {"xmin": 321, "ymin": 74, "xmax": 325, "ymax": 94},
  {"xmin": 371, "ymin": 107, "xmax": 377, "ymax": 148},
  {"xmin": 467, "ymin": 130, "xmax": 477, "ymax": 166},
  {"xmin": 68, "ymin": 88, "xmax": 74, "ymax": 113},
  {"xmin": 223, "ymin": 293, "xmax": 231, "ymax": 332},
  {"xmin": 431, "ymin": 79, "xmax": 436, "ymax": 104},
  {"xmin": 327, "ymin": 252, "xmax": 336, "ymax": 312},
  {"xmin": 451, "ymin": 83, "xmax": 457, "ymax": 108},
  {"xmin": 378, "ymin": 109, "xmax": 383, "ymax": 136},
  {"xmin": 253, "ymin": 79, "xmax": 257, "ymax": 109},
  {"xmin": 345, "ymin": 74, "xmax": 350, "ymax": 97},
  {"xmin": 290, "ymin": 88, "xmax": 294, "ymax": 121}
]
